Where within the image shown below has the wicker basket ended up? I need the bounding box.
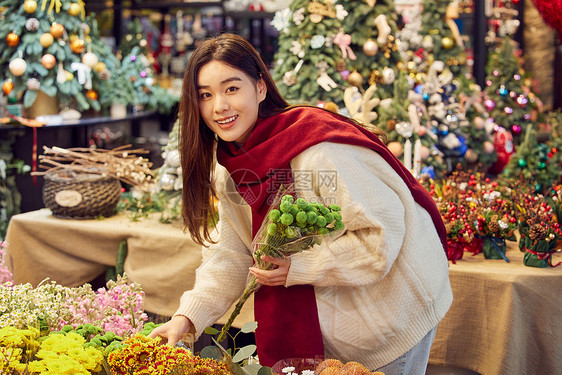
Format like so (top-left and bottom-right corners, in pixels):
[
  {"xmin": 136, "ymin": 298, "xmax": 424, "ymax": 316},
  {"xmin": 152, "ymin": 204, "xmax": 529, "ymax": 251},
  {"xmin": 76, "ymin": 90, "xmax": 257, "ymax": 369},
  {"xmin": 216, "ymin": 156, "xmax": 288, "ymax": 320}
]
[{"xmin": 43, "ymin": 171, "xmax": 122, "ymax": 219}]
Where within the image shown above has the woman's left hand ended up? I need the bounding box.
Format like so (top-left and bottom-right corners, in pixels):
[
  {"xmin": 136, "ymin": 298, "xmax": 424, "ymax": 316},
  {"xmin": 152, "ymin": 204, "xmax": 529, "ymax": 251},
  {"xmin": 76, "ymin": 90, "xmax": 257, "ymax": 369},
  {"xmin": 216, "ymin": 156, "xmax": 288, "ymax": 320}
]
[{"xmin": 249, "ymin": 255, "xmax": 291, "ymax": 286}]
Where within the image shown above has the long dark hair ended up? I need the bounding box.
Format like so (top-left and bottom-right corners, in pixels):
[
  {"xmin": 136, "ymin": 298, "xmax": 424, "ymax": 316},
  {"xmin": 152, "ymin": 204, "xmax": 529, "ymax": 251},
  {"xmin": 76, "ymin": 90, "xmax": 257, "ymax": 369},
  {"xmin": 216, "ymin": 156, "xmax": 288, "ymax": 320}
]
[{"xmin": 179, "ymin": 33, "xmax": 290, "ymax": 245}]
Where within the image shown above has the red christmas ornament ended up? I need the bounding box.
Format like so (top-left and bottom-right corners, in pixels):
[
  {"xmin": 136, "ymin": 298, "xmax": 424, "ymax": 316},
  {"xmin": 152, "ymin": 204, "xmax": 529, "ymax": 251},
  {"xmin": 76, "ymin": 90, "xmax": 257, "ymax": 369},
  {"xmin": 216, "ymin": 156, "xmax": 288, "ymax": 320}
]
[{"xmin": 531, "ymin": 0, "xmax": 562, "ymax": 36}]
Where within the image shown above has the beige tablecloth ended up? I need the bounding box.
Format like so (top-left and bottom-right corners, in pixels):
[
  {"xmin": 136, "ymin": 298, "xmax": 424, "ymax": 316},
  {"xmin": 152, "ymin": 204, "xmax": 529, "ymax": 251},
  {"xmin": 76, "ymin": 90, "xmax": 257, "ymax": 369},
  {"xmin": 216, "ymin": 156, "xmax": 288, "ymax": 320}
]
[
  {"xmin": 429, "ymin": 246, "xmax": 562, "ymax": 375},
  {"xmin": 5, "ymin": 209, "xmax": 254, "ymax": 325}
]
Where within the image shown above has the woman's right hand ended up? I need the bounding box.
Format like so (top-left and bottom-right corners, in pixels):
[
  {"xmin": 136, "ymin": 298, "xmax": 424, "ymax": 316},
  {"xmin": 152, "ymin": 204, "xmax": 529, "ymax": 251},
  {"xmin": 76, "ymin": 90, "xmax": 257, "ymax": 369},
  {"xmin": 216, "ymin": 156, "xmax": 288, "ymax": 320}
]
[{"xmin": 148, "ymin": 315, "xmax": 193, "ymax": 346}]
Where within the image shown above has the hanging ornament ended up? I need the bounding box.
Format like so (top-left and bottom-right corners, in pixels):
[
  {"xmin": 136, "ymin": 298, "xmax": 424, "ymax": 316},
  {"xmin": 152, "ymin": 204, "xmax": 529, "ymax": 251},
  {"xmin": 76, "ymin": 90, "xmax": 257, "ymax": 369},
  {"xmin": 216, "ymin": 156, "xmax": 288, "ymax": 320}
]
[
  {"xmin": 66, "ymin": 71, "xmax": 74, "ymax": 81},
  {"xmin": 340, "ymin": 70, "xmax": 350, "ymax": 80},
  {"xmin": 464, "ymin": 149, "xmax": 478, "ymax": 163},
  {"xmin": 538, "ymin": 162, "xmax": 546, "ymax": 170},
  {"xmin": 98, "ymin": 69, "xmax": 110, "ymax": 80},
  {"xmin": 374, "ymin": 14, "xmax": 391, "ymax": 44},
  {"xmin": 441, "ymin": 37, "xmax": 454, "ymax": 50},
  {"xmin": 93, "ymin": 62, "xmax": 107, "ymax": 73},
  {"xmin": 518, "ymin": 159, "xmax": 527, "ymax": 168},
  {"xmin": 335, "ymin": 59, "xmax": 346, "ymax": 72},
  {"xmin": 511, "ymin": 124, "xmax": 522, "ymax": 135},
  {"xmin": 70, "ymin": 38, "xmax": 85, "ymax": 53},
  {"xmin": 499, "ymin": 86, "xmax": 508, "ymax": 96},
  {"xmin": 347, "ymin": 71, "xmax": 363, "ymax": 87},
  {"xmin": 26, "ymin": 18, "xmax": 40, "ymax": 32},
  {"xmin": 40, "ymin": 33, "xmax": 54, "ymax": 48},
  {"xmin": 23, "ymin": 0, "xmax": 37, "ymax": 13},
  {"xmin": 395, "ymin": 121, "xmax": 414, "ymax": 138},
  {"xmin": 82, "ymin": 52, "xmax": 98, "ymax": 68},
  {"xmin": 26, "ymin": 78, "xmax": 41, "ymax": 90},
  {"xmin": 6, "ymin": 32, "xmax": 20, "ymax": 47},
  {"xmin": 86, "ymin": 89, "xmax": 98, "ymax": 100},
  {"xmin": 50, "ymin": 23, "xmax": 65, "ymax": 38},
  {"xmin": 41, "ymin": 54, "xmax": 56, "ymax": 69},
  {"xmin": 333, "ymin": 30, "xmax": 356, "ymax": 60},
  {"xmin": 68, "ymin": 3, "xmax": 81, "ymax": 16},
  {"xmin": 56, "ymin": 61, "xmax": 66, "ymax": 83},
  {"xmin": 2, "ymin": 80, "xmax": 14, "ymax": 95},
  {"xmin": 422, "ymin": 35, "xmax": 434, "ymax": 50},
  {"xmin": 9, "ymin": 58, "xmax": 27, "ymax": 76},
  {"xmin": 362, "ymin": 39, "xmax": 378, "ymax": 56},
  {"xmin": 365, "ymin": 0, "xmax": 376, "ymax": 6},
  {"xmin": 381, "ymin": 67, "xmax": 396, "ymax": 84},
  {"xmin": 310, "ymin": 35, "xmax": 326, "ymax": 49},
  {"xmin": 307, "ymin": 1, "xmax": 336, "ymax": 23},
  {"xmin": 387, "ymin": 142, "xmax": 403, "ymax": 157}
]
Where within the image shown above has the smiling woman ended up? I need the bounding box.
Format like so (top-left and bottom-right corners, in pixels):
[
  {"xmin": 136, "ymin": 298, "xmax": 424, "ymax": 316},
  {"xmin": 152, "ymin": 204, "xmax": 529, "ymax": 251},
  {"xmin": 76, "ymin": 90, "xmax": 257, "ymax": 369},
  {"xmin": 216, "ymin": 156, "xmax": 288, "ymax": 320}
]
[
  {"xmin": 149, "ymin": 33, "xmax": 452, "ymax": 375},
  {"xmin": 197, "ymin": 61, "xmax": 267, "ymax": 144}
]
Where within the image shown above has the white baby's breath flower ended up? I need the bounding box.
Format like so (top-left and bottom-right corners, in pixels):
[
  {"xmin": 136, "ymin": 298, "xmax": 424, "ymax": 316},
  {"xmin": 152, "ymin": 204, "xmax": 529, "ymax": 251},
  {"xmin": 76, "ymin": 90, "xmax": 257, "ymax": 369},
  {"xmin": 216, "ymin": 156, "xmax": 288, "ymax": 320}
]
[
  {"xmin": 498, "ymin": 220, "xmax": 508, "ymax": 230},
  {"xmin": 282, "ymin": 367, "xmax": 296, "ymax": 374}
]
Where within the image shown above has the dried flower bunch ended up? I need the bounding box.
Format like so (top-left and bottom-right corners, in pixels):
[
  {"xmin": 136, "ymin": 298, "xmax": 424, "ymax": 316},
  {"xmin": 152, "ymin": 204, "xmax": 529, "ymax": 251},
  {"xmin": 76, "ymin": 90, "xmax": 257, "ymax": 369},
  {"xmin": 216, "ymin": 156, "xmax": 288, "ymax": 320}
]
[{"xmin": 33, "ymin": 145, "xmax": 154, "ymax": 189}]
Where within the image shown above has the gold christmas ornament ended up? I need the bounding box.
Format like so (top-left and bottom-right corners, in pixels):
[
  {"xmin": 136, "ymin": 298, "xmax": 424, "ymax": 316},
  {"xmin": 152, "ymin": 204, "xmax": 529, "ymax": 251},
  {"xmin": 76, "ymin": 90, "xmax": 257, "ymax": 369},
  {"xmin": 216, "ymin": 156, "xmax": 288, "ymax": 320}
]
[
  {"xmin": 66, "ymin": 71, "xmax": 74, "ymax": 81},
  {"xmin": 386, "ymin": 119, "xmax": 397, "ymax": 131},
  {"xmin": 2, "ymin": 80, "xmax": 14, "ymax": 95},
  {"xmin": 41, "ymin": 54, "xmax": 56, "ymax": 69},
  {"xmin": 68, "ymin": 3, "xmax": 81, "ymax": 16},
  {"xmin": 82, "ymin": 52, "xmax": 98, "ymax": 67},
  {"xmin": 387, "ymin": 141, "xmax": 403, "ymax": 157},
  {"xmin": 9, "ymin": 58, "xmax": 27, "ymax": 76},
  {"xmin": 441, "ymin": 37, "xmax": 454, "ymax": 50},
  {"xmin": 347, "ymin": 71, "xmax": 363, "ymax": 87},
  {"xmin": 69, "ymin": 34, "xmax": 78, "ymax": 42},
  {"xmin": 369, "ymin": 69, "xmax": 381, "ymax": 85},
  {"xmin": 396, "ymin": 61, "xmax": 405, "ymax": 71},
  {"xmin": 86, "ymin": 89, "xmax": 98, "ymax": 100},
  {"xmin": 324, "ymin": 102, "xmax": 339, "ymax": 113},
  {"xmin": 139, "ymin": 39, "xmax": 147, "ymax": 48},
  {"xmin": 40, "ymin": 33, "xmax": 54, "ymax": 47},
  {"xmin": 93, "ymin": 62, "xmax": 107, "ymax": 73},
  {"xmin": 50, "ymin": 23, "xmax": 65, "ymax": 38},
  {"xmin": 6, "ymin": 32, "xmax": 20, "ymax": 47},
  {"xmin": 362, "ymin": 39, "xmax": 378, "ymax": 56},
  {"xmin": 415, "ymin": 72, "xmax": 426, "ymax": 83},
  {"xmin": 70, "ymin": 38, "xmax": 85, "ymax": 53},
  {"xmin": 406, "ymin": 61, "xmax": 417, "ymax": 71},
  {"xmin": 23, "ymin": 0, "xmax": 37, "ymax": 13}
]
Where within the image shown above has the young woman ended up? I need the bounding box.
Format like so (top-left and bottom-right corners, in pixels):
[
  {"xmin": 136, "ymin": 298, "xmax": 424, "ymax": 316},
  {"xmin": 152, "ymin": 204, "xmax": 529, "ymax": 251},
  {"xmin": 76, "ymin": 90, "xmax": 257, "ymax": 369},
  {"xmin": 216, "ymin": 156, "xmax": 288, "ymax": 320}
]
[{"xmin": 149, "ymin": 33, "xmax": 452, "ymax": 374}]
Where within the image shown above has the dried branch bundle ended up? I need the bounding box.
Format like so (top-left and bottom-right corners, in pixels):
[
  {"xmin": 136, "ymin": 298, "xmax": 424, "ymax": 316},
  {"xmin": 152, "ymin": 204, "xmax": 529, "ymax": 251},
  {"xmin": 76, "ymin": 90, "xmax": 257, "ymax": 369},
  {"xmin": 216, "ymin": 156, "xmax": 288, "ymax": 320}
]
[{"xmin": 32, "ymin": 145, "xmax": 154, "ymax": 188}]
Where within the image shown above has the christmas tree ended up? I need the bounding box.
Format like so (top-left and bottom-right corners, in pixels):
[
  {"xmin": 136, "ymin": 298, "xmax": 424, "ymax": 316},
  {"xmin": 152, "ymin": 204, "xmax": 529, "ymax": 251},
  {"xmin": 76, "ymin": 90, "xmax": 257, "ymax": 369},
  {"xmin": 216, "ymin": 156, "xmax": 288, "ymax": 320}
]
[
  {"xmin": 0, "ymin": 0, "xmax": 116, "ymax": 115},
  {"xmin": 339, "ymin": 0, "xmax": 402, "ymax": 100},
  {"xmin": 483, "ymin": 36, "xmax": 539, "ymax": 145},
  {"xmin": 271, "ymin": 0, "xmax": 348, "ymax": 106},
  {"xmin": 419, "ymin": 0, "xmax": 467, "ymax": 78},
  {"xmin": 503, "ymin": 125, "xmax": 559, "ymax": 193}
]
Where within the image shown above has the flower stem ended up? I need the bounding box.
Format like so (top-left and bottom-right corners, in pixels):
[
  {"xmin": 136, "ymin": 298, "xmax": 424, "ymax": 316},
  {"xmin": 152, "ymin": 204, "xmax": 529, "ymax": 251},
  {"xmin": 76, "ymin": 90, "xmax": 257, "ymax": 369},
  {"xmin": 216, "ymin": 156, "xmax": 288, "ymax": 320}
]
[{"xmin": 216, "ymin": 276, "xmax": 260, "ymax": 343}]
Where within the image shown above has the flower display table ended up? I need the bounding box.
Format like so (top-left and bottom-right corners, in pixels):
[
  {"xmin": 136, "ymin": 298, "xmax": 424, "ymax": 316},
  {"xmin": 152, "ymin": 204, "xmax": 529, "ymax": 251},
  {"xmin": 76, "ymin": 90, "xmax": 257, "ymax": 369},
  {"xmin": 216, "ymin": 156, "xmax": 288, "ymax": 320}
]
[
  {"xmin": 6, "ymin": 209, "xmax": 562, "ymax": 374},
  {"xmin": 429, "ymin": 247, "xmax": 562, "ymax": 375},
  {"xmin": 4, "ymin": 209, "xmax": 254, "ymax": 325}
]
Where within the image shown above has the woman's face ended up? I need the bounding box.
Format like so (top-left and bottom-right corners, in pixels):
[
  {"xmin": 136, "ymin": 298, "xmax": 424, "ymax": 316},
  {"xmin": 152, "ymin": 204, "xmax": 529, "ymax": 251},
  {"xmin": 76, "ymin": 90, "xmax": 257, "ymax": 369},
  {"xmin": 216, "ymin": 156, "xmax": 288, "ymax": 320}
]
[{"xmin": 197, "ymin": 60, "xmax": 267, "ymax": 144}]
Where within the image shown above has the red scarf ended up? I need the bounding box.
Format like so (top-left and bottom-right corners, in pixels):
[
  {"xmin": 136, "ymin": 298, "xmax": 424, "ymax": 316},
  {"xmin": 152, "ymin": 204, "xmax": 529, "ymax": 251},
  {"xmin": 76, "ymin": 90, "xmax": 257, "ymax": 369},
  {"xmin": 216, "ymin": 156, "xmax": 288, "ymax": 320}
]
[{"xmin": 217, "ymin": 107, "xmax": 447, "ymax": 367}]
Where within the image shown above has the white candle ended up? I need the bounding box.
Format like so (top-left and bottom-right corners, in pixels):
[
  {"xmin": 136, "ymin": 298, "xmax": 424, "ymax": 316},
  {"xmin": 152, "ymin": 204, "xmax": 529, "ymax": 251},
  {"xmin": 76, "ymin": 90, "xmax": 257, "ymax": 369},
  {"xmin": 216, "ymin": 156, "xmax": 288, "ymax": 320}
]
[
  {"xmin": 413, "ymin": 139, "xmax": 422, "ymax": 177},
  {"xmin": 404, "ymin": 139, "xmax": 412, "ymax": 171}
]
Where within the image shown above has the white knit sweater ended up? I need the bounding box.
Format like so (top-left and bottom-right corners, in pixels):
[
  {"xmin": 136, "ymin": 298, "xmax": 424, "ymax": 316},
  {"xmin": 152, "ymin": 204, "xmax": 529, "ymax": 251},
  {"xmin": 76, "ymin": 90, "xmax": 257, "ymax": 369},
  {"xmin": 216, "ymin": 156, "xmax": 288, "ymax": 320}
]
[{"xmin": 175, "ymin": 142, "xmax": 453, "ymax": 370}]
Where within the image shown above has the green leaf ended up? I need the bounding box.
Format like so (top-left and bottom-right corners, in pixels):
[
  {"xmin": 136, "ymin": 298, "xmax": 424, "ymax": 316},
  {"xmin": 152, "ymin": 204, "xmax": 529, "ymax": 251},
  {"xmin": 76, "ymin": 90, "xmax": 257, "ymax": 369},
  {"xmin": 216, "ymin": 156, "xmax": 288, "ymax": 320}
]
[
  {"xmin": 240, "ymin": 321, "xmax": 258, "ymax": 333},
  {"xmin": 41, "ymin": 85, "xmax": 57, "ymax": 97},
  {"xmin": 242, "ymin": 364, "xmax": 263, "ymax": 375},
  {"xmin": 23, "ymin": 90, "xmax": 38, "ymax": 108},
  {"xmin": 200, "ymin": 345, "xmax": 222, "ymax": 360},
  {"xmin": 204, "ymin": 326, "xmax": 220, "ymax": 335},
  {"xmin": 257, "ymin": 367, "xmax": 272, "ymax": 375},
  {"xmin": 232, "ymin": 344, "xmax": 257, "ymax": 363}
]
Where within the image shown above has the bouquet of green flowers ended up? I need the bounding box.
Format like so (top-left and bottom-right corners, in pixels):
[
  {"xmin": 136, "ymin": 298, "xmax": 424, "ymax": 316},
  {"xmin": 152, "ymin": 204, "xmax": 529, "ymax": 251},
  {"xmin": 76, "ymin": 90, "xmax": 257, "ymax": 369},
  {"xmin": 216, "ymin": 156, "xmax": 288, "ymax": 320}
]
[{"xmin": 216, "ymin": 193, "xmax": 344, "ymax": 342}]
